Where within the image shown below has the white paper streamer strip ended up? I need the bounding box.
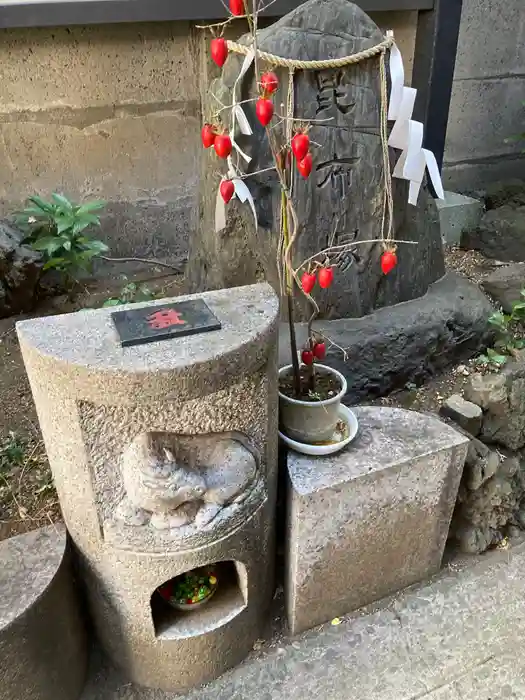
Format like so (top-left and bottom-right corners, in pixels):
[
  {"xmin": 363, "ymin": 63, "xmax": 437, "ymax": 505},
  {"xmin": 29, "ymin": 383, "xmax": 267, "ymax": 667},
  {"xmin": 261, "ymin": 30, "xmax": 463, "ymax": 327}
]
[
  {"xmin": 230, "ymin": 50, "xmax": 255, "ymax": 164},
  {"xmin": 387, "ymin": 36, "xmax": 445, "ymax": 205},
  {"xmin": 233, "ymin": 178, "xmax": 258, "ymax": 230}
]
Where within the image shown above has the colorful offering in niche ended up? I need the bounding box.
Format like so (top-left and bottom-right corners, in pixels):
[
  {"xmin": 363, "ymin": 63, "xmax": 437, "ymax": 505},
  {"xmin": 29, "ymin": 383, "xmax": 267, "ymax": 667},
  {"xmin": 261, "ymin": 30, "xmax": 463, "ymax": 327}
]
[{"xmin": 157, "ymin": 567, "xmax": 219, "ymax": 609}]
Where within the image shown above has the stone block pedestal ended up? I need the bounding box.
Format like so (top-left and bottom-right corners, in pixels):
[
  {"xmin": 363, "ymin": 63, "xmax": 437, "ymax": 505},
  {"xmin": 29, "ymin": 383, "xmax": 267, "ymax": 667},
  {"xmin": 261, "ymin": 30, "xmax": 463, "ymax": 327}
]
[
  {"xmin": 0, "ymin": 526, "xmax": 87, "ymax": 700},
  {"xmin": 285, "ymin": 406, "xmax": 468, "ymax": 635}
]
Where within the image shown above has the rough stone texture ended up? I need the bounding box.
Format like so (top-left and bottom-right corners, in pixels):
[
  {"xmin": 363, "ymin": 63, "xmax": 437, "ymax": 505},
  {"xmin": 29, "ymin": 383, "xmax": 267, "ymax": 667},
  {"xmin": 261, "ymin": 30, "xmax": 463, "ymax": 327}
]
[
  {"xmin": 484, "ymin": 179, "xmax": 525, "ymax": 210},
  {"xmin": 465, "ymin": 363, "xmax": 525, "ymax": 451},
  {"xmin": 0, "ymin": 22, "xmax": 200, "ymax": 264},
  {"xmin": 443, "ymin": 0, "xmax": 525, "ymax": 190},
  {"xmin": 463, "ymin": 437, "xmax": 501, "ymax": 491},
  {"xmin": 81, "ymin": 542, "xmax": 525, "ymax": 699},
  {"xmin": 462, "ymin": 206, "xmax": 525, "ymax": 262},
  {"xmin": 189, "ymin": 0, "xmax": 445, "ymax": 320},
  {"xmin": 0, "ymin": 220, "xmax": 41, "ymax": 318},
  {"xmin": 482, "ymin": 262, "xmax": 525, "ymax": 312},
  {"xmin": 436, "ymin": 191, "xmax": 483, "ymax": 246},
  {"xmin": 0, "ymin": 525, "xmax": 87, "ymax": 700},
  {"xmin": 279, "ymin": 272, "xmax": 492, "ymax": 402},
  {"xmin": 17, "ymin": 283, "xmax": 280, "ymax": 693},
  {"xmin": 450, "ymin": 447, "xmax": 525, "ymax": 554},
  {"xmin": 285, "ymin": 406, "xmax": 468, "ymax": 635},
  {"xmin": 440, "ymin": 394, "xmax": 483, "ymax": 436}
]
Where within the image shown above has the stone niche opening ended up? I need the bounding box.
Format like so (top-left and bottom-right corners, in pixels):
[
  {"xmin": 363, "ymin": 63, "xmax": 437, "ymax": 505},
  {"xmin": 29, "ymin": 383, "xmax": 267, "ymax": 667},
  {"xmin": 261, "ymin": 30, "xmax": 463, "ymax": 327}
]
[{"xmin": 151, "ymin": 560, "xmax": 248, "ymax": 640}]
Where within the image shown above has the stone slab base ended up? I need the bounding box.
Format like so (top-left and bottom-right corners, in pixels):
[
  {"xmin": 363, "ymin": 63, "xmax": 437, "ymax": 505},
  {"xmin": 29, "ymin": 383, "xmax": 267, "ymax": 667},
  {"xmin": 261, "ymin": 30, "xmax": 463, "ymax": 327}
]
[
  {"xmin": 279, "ymin": 272, "xmax": 492, "ymax": 403},
  {"xmin": 436, "ymin": 191, "xmax": 483, "ymax": 246},
  {"xmin": 0, "ymin": 526, "xmax": 87, "ymax": 700},
  {"xmin": 284, "ymin": 406, "xmax": 468, "ymax": 635}
]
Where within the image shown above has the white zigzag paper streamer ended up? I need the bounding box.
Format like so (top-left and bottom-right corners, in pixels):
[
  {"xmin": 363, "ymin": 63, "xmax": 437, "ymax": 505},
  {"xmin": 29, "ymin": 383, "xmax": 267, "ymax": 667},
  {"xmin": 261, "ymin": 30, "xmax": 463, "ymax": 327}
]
[{"xmin": 387, "ymin": 35, "xmax": 444, "ymax": 205}]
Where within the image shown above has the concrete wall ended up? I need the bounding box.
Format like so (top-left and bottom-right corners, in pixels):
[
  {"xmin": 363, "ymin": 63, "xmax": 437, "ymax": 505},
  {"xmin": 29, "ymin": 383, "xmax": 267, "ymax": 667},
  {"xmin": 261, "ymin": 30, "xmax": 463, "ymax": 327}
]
[
  {"xmin": 443, "ymin": 0, "xmax": 525, "ymax": 192},
  {"xmin": 0, "ymin": 12, "xmax": 416, "ymax": 265},
  {"xmin": 0, "ymin": 22, "xmax": 202, "ymax": 262}
]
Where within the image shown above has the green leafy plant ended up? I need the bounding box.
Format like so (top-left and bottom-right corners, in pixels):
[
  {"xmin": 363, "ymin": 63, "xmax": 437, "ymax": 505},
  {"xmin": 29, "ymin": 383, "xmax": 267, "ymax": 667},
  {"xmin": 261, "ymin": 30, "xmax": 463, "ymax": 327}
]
[
  {"xmin": 477, "ymin": 291, "xmax": 525, "ymax": 370},
  {"xmin": 103, "ymin": 282, "xmax": 157, "ymax": 307},
  {"xmin": 0, "ymin": 432, "xmax": 27, "ymax": 475},
  {"xmin": 15, "ymin": 193, "xmax": 109, "ymax": 275}
]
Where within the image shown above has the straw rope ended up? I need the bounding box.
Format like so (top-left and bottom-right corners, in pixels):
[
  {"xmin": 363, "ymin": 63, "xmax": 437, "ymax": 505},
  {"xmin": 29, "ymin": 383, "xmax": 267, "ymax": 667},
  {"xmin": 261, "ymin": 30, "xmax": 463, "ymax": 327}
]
[{"xmin": 226, "ymin": 35, "xmax": 394, "ymax": 70}]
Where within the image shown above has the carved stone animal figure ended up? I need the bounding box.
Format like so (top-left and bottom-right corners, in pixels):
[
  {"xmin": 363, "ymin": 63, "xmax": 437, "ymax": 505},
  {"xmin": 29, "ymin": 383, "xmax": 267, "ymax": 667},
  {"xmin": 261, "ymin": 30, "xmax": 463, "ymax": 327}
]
[{"xmin": 115, "ymin": 431, "xmax": 258, "ymax": 530}]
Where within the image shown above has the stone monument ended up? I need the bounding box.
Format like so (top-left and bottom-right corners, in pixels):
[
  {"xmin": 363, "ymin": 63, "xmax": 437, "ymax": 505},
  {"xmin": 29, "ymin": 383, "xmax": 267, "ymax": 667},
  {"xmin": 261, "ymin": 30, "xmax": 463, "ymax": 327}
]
[
  {"xmin": 189, "ymin": 0, "xmax": 444, "ymax": 320},
  {"xmin": 189, "ymin": 0, "xmax": 490, "ymax": 397},
  {"xmin": 17, "ymin": 283, "xmax": 279, "ymax": 692}
]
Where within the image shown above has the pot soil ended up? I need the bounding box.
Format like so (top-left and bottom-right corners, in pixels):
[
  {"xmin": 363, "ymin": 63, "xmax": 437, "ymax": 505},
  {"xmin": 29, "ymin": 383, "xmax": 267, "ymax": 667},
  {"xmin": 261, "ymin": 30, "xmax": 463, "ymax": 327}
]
[{"xmin": 278, "ymin": 364, "xmax": 347, "ymax": 445}]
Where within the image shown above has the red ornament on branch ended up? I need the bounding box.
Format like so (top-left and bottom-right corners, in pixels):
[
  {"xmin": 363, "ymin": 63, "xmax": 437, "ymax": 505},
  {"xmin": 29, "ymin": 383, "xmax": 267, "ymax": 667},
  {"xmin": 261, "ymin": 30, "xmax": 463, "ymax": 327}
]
[
  {"xmin": 260, "ymin": 72, "xmax": 279, "ymax": 95},
  {"xmin": 214, "ymin": 133, "xmax": 233, "ymax": 159},
  {"xmin": 291, "ymin": 133, "xmax": 310, "ymax": 161},
  {"xmin": 220, "ymin": 180, "xmax": 235, "ymax": 203},
  {"xmin": 381, "ymin": 250, "xmax": 398, "ymax": 275},
  {"xmin": 313, "ymin": 342, "xmax": 326, "ymax": 360},
  {"xmin": 201, "ymin": 124, "xmax": 216, "ymax": 149},
  {"xmin": 211, "ymin": 38, "xmax": 228, "ymax": 67},
  {"xmin": 301, "ymin": 349, "xmax": 314, "ymax": 366},
  {"xmin": 229, "ymin": 0, "xmax": 244, "ymax": 15},
  {"xmin": 301, "ymin": 271, "xmax": 316, "ymax": 294},
  {"xmin": 256, "ymin": 98, "xmax": 274, "ymax": 126},
  {"xmin": 318, "ymin": 266, "xmax": 334, "ymax": 289},
  {"xmin": 297, "ymin": 152, "xmax": 313, "ymax": 178}
]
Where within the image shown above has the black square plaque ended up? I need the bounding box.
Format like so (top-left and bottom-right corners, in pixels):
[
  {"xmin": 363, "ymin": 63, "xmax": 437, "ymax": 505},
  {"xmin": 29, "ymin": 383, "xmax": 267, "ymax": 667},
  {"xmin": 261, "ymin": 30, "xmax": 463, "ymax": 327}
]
[{"xmin": 112, "ymin": 299, "xmax": 221, "ymax": 347}]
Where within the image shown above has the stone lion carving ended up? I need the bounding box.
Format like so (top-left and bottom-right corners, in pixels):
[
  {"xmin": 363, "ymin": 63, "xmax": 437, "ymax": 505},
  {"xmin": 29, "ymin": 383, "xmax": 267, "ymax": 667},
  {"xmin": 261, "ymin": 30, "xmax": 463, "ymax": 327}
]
[{"xmin": 115, "ymin": 431, "xmax": 259, "ymax": 530}]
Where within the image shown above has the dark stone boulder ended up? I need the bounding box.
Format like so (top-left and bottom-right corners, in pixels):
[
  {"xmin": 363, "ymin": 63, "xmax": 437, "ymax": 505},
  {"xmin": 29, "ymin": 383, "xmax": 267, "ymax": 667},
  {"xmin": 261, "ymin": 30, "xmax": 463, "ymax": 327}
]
[
  {"xmin": 0, "ymin": 221, "xmax": 42, "ymax": 318},
  {"xmin": 462, "ymin": 206, "xmax": 525, "ymax": 262},
  {"xmin": 484, "ymin": 179, "xmax": 525, "ymax": 210},
  {"xmin": 279, "ymin": 271, "xmax": 492, "ymax": 402},
  {"xmin": 481, "ymin": 262, "xmax": 525, "ymax": 312}
]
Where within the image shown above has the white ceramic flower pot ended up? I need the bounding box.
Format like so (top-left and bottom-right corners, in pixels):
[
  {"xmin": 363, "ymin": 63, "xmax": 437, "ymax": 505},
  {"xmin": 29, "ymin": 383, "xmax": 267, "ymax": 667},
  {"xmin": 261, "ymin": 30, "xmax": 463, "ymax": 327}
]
[{"xmin": 278, "ymin": 364, "xmax": 348, "ymax": 445}]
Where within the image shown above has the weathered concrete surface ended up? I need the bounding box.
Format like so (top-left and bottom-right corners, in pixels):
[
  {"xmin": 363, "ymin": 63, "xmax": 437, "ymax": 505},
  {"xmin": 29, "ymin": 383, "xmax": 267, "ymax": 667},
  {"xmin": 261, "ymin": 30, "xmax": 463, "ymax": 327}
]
[
  {"xmin": 0, "ymin": 22, "xmax": 200, "ymax": 263},
  {"xmin": 81, "ymin": 543, "xmax": 525, "ymax": 699},
  {"xmin": 0, "ymin": 525, "xmax": 87, "ymax": 700},
  {"xmin": 285, "ymin": 406, "xmax": 468, "ymax": 634},
  {"xmin": 17, "ymin": 283, "xmax": 280, "ymax": 693},
  {"xmin": 436, "ymin": 191, "xmax": 483, "ymax": 246},
  {"xmin": 444, "ymin": 0, "xmax": 525, "ymax": 190}
]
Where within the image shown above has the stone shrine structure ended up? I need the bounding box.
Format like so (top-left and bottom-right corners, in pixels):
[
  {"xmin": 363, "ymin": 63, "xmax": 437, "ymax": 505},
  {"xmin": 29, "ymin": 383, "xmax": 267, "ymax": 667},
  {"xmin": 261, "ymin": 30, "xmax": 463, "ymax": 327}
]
[
  {"xmin": 17, "ymin": 283, "xmax": 279, "ymax": 692},
  {"xmin": 189, "ymin": 0, "xmax": 445, "ymax": 320}
]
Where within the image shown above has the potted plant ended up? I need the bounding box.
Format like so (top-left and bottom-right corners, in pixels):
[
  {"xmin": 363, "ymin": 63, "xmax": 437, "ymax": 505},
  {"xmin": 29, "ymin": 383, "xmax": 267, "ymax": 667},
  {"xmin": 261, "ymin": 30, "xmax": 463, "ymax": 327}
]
[{"xmin": 200, "ymin": 1, "xmax": 401, "ymax": 445}]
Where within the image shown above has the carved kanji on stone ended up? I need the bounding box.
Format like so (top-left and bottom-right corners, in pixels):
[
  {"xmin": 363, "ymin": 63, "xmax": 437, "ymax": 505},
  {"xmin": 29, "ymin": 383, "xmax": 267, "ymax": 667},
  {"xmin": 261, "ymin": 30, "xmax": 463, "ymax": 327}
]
[{"xmin": 189, "ymin": 0, "xmax": 445, "ymax": 319}]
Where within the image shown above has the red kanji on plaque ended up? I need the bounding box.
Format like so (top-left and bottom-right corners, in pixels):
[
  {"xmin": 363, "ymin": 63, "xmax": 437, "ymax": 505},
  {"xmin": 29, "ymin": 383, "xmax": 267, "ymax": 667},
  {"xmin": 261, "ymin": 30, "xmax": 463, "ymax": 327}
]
[{"xmin": 146, "ymin": 309, "xmax": 187, "ymax": 330}]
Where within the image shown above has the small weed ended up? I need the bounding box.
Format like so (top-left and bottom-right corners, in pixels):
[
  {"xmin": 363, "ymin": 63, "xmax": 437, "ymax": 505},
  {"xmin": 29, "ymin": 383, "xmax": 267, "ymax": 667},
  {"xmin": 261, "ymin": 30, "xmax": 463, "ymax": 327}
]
[
  {"xmin": 0, "ymin": 432, "xmax": 28, "ymax": 474},
  {"xmin": 103, "ymin": 281, "xmax": 157, "ymax": 307},
  {"xmin": 477, "ymin": 290, "xmax": 525, "ymax": 371}
]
